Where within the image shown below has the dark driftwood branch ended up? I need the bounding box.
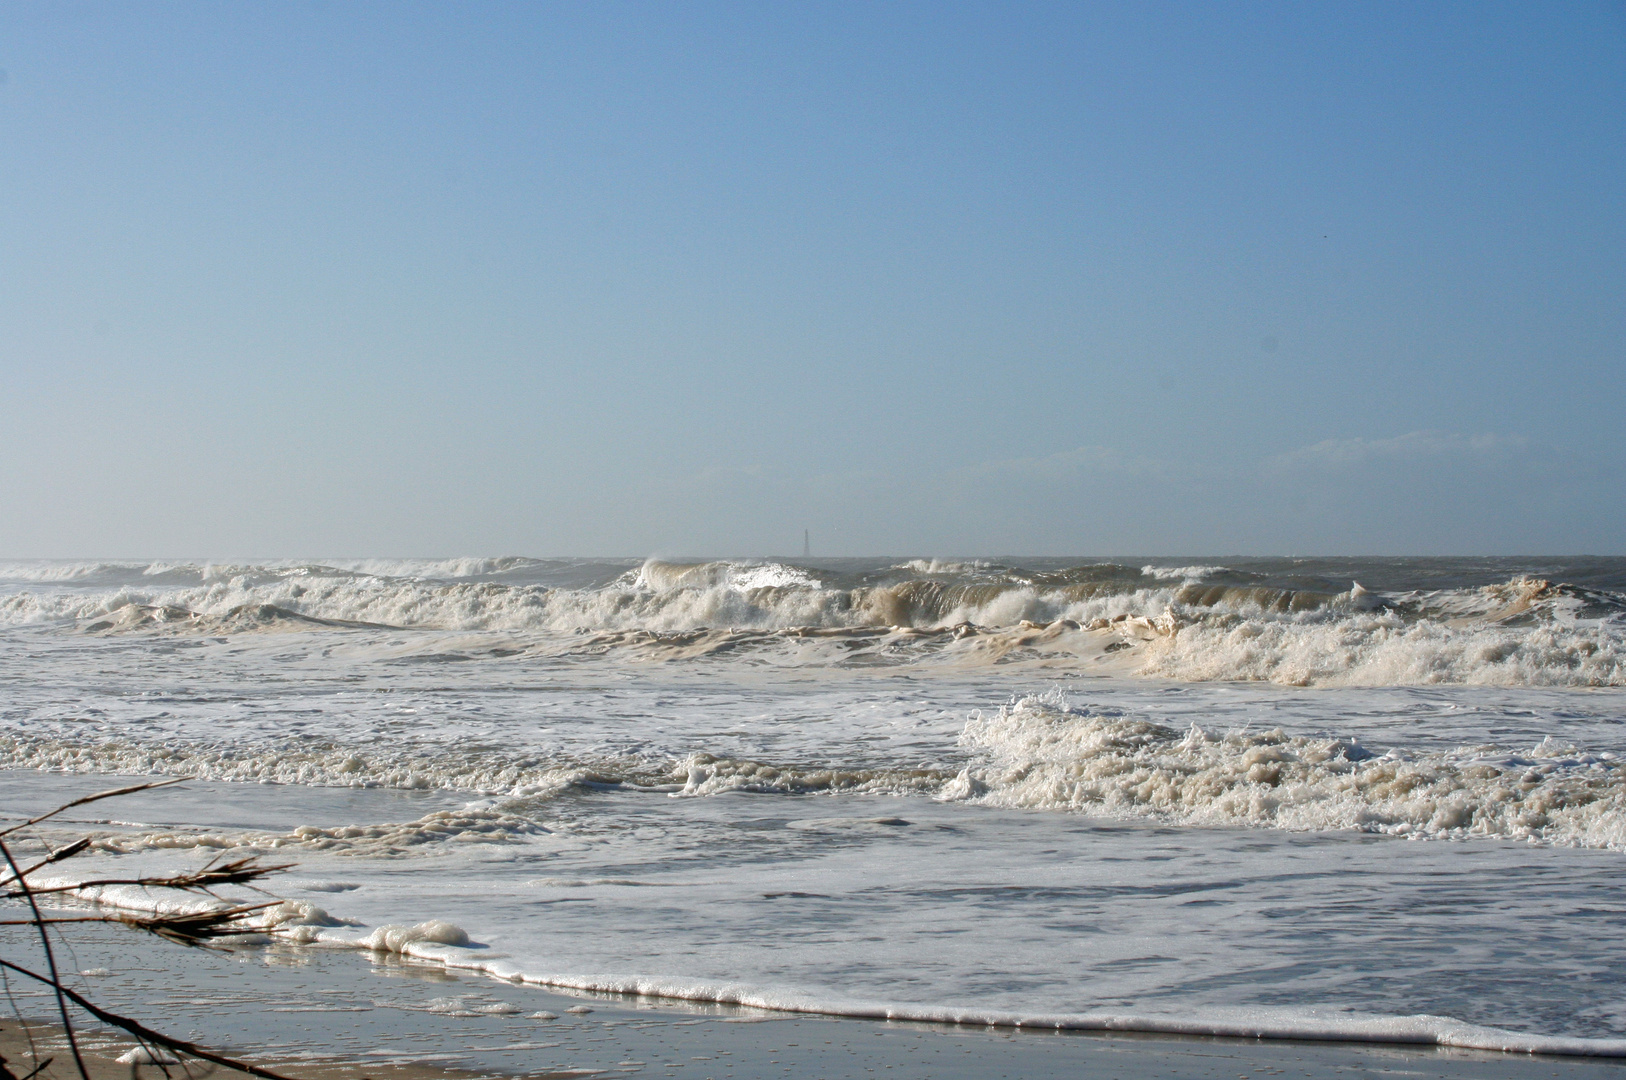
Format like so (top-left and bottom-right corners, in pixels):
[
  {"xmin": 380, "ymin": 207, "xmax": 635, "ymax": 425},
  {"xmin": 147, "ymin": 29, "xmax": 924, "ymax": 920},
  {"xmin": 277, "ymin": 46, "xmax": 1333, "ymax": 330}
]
[
  {"xmin": 0, "ymin": 902, "xmax": 275, "ymax": 947},
  {"xmin": 0, "ymin": 837, "xmax": 91, "ymax": 1080},
  {"xmin": 0, "ymin": 958, "xmax": 298, "ymax": 1080},
  {"xmin": 5, "ymin": 857, "xmax": 295, "ymax": 902},
  {"xmin": 2, "ymin": 787, "xmax": 309, "ymax": 1080},
  {"xmin": 18, "ymin": 1055, "xmax": 55, "ymax": 1080},
  {"xmin": 0, "ymin": 837, "xmax": 90, "ymax": 1080}
]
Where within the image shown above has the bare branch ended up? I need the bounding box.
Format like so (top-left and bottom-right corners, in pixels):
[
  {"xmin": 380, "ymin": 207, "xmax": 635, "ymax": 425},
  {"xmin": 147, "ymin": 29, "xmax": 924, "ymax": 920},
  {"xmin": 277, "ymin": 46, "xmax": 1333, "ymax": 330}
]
[
  {"xmin": 0, "ymin": 780, "xmax": 187, "ymax": 839},
  {"xmin": 5, "ymin": 857, "xmax": 293, "ymax": 901},
  {"xmin": 122, "ymin": 904, "xmax": 279, "ymax": 948},
  {"xmin": 0, "ymin": 958, "xmax": 300, "ymax": 1080},
  {"xmin": 0, "ymin": 918, "xmax": 138, "ymax": 927},
  {"xmin": 0, "ymin": 904, "xmax": 276, "ymax": 945},
  {"xmin": 18, "ymin": 1055, "xmax": 54, "ymax": 1080},
  {"xmin": 2, "ymin": 839, "xmax": 93, "ymax": 885},
  {"xmin": 177, "ymin": 857, "xmax": 297, "ymax": 892},
  {"xmin": 0, "ymin": 838, "xmax": 90, "ymax": 1080},
  {"xmin": 1, "ymin": 788, "xmax": 307, "ymax": 1080}
]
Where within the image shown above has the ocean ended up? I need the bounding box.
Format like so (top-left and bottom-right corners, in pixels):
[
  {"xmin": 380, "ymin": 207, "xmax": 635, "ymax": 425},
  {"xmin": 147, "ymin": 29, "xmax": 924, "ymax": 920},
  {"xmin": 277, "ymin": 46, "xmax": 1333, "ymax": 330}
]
[{"xmin": 2, "ymin": 556, "xmax": 1625, "ymax": 1057}]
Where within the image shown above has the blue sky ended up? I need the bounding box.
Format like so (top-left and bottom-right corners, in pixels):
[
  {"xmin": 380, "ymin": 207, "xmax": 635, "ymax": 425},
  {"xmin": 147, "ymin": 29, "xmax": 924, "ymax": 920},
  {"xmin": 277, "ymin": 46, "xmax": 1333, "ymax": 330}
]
[{"xmin": 2, "ymin": 1, "xmax": 1622, "ymax": 556}]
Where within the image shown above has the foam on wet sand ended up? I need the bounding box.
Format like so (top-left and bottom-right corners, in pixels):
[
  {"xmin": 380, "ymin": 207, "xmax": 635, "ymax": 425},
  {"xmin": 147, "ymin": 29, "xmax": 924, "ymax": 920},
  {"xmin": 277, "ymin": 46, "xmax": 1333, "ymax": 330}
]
[{"xmin": 4, "ymin": 929, "xmax": 1625, "ymax": 1080}]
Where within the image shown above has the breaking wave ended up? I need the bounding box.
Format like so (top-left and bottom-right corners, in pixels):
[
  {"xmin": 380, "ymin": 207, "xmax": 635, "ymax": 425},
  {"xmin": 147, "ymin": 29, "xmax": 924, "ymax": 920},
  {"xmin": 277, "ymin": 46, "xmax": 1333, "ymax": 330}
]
[
  {"xmin": 16, "ymin": 688, "xmax": 1626, "ymax": 852},
  {"xmin": 0, "ymin": 731, "xmax": 668, "ymax": 796},
  {"xmin": 948, "ymin": 693, "xmax": 1626, "ymax": 849},
  {"xmin": 1, "ymin": 558, "xmax": 1621, "ymax": 686},
  {"xmin": 0, "ymin": 733, "xmax": 946, "ymax": 803}
]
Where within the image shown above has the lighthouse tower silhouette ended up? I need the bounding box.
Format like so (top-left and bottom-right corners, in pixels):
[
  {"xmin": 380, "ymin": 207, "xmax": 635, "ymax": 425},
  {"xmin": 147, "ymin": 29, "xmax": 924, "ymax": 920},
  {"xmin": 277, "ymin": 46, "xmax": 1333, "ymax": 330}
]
[{"xmin": 803, "ymin": 530, "xmax": 810, "ymax": 558}]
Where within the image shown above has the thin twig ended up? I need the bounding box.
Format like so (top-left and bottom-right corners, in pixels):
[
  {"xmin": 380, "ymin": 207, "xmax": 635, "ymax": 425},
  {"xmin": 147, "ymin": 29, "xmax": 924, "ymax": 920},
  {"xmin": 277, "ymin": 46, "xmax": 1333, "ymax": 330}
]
[
  {"xmin": 1, "ymin": 839, "xmax": 93, "ymax": 885},
  {"xmin": 2, "ymin": 789, "xmax": 306, "ymax": 1079},
  {"xmin": 0, "ymin": 780, "xmax": 185, "ymax": 840},
  {"xmin": 0, "ymin": 838, "xmax": 89, "ymax": 1080},
  {"xmin": 0, "ymin": 958, "xmax": 299, "ymax": 1080},
  {"xmin": 0, "ymin": 963, "xmax": 46, "ymax": 1080},
  {"xmin": 17, "ymin": 1057, "xmax": 53, "ymax": 1080},
  {"xmin": 1, "ymin": 905, "xmax": 278, "ymax": 953},
  {"xmin": 5, "ymin": 857, "xmax": 294, "ymax": 902}
]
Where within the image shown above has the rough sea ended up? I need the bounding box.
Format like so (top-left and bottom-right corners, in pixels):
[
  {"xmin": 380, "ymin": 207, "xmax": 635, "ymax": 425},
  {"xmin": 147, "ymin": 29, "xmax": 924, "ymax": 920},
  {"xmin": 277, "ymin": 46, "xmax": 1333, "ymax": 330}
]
[{"xmin": 2, "ymin": 556, "xmax": 1625, "ymax": 1055}]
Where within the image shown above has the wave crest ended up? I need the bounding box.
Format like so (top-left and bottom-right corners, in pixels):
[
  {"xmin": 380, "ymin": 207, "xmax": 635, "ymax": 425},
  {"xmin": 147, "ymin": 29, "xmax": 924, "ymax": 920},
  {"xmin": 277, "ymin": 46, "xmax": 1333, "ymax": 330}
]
[{"xmin": 2, "ymin": 559, "xmax": 1621, "ymax": 686}]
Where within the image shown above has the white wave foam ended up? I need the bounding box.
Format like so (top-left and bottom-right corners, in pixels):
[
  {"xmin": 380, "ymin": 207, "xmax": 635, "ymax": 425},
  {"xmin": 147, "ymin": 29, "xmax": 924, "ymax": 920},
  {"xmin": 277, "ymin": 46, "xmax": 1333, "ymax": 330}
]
[
  {"xmin": 0, "ymin": 732, "xmax": 606, "ymax": 795},
  {"xmin": 1139, "ymin": 563, "xmax": 1229, "ymax": 581},
  {"xmin": 38, "ymin": 876, "xmax": 341, "ymax": 933},
  {"xmin": 0, "ymin": 557, "xmax": 549, "ymax": 588},
  {"xmin": 632, "ymin": 559, "xmax": 821, "ymax": 592},
  {"xmin": 947, "ymin": 694, "xmax": 1626, "ymax": 848},
  {"xmin": 1138, "ymin": 608, "xmax": 1623, "ymax": 687},
  {"xmin": 2, "ymin": 559, "xmax": 1621, "ymax": 687},
  {"xmin": 22, "ymin": 695, "xmax": 1626, "ymax": 856},
  {"xmin": 0, "ymin": 561, "xmax": 145, "ymax": 583},
  {"xmin": 407, "ymin": 974, "xmax": 1626, "ymax": 1057},
  {"xmin": 0, "ymin": 563, "xmax": 860, "ymax": 634},
  {"xmin": 41, "ymin": 870, "xmax": 1626, "ymax": 1056},
  {"xmin": 318, "ymin": 556, "xmax": 548, "ymax": 580},
  {"xmin": 359, "ymin": 919, "xmax": 470, "ymax": 952},
  {"xmin": 0, "ymin": 733, "xmax": 951, "ymax": 855},
  {"xmin": 896, "ymin": 558, "xmax": 995, "ymax": 575},
  {"xmin": 670, "ymin": 753, "xmax": 946, "ymax": 799},
  {"xmin": 81, "ymin": 800, "xmax": 556, "ymax": 857}
]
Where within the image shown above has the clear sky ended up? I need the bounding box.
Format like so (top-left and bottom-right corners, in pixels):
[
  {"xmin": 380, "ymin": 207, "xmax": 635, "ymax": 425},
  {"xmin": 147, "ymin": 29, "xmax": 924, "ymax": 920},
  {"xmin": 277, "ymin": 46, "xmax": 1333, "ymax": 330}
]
[{"xmin": 2, "ymin": 1, "xmax": 1622, "ymax": 557}]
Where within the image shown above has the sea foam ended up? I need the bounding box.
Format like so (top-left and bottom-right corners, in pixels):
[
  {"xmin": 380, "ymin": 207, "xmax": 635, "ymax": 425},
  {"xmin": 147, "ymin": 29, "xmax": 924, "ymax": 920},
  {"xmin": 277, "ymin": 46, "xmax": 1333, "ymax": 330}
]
[
  {"xmin": 949, "ymin": 693, "xmax": 1626, "ymax": 847},
  {"xmin": 1, "ymin": 559, "xmax": 1620, "ymax": 686}
]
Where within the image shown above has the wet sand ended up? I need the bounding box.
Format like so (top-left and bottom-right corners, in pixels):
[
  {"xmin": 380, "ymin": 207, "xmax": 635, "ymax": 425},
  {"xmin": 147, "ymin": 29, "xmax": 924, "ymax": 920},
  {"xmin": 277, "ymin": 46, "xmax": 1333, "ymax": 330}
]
[{"xmin": 0, "ymin": 1021, "xmax": 500, "ymax": 1080}]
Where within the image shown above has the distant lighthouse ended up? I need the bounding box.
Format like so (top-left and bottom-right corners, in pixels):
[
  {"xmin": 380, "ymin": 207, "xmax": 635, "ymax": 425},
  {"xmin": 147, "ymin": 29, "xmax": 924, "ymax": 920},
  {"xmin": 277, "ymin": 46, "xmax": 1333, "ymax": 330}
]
[{"xmin": 803, "ymin": 529, "xmax": 810, "ymax": 558}]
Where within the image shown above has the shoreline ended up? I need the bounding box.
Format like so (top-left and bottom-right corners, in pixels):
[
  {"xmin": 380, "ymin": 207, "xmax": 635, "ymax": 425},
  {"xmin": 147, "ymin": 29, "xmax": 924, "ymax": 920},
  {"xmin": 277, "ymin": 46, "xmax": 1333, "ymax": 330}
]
[
  {"xmin": 3, "ymin": 930, "xmax": 1626, "ymax": 1080},
  {"xmin": 0, "ymin": 1020, "xmax": 504, "ymax": 1080},
  {"xmin": 34, "ymin": 860, "xmax": 1626, "ymax": 1062},
  {"xmin": 7, "ymin": 1000, "xmax": 1626, "ymax": 1080},
  {"xmin": 12, "ymin": 767, "xmax": 1626, "ymax": 1064}
]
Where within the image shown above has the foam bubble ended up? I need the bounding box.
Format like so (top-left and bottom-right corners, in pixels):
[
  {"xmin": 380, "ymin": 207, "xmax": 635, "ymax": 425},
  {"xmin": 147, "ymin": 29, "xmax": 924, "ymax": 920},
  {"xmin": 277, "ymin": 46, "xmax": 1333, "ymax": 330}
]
[{"xmin": 361, "ymin": 920, "xmax": 471, "ymax": 952}]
